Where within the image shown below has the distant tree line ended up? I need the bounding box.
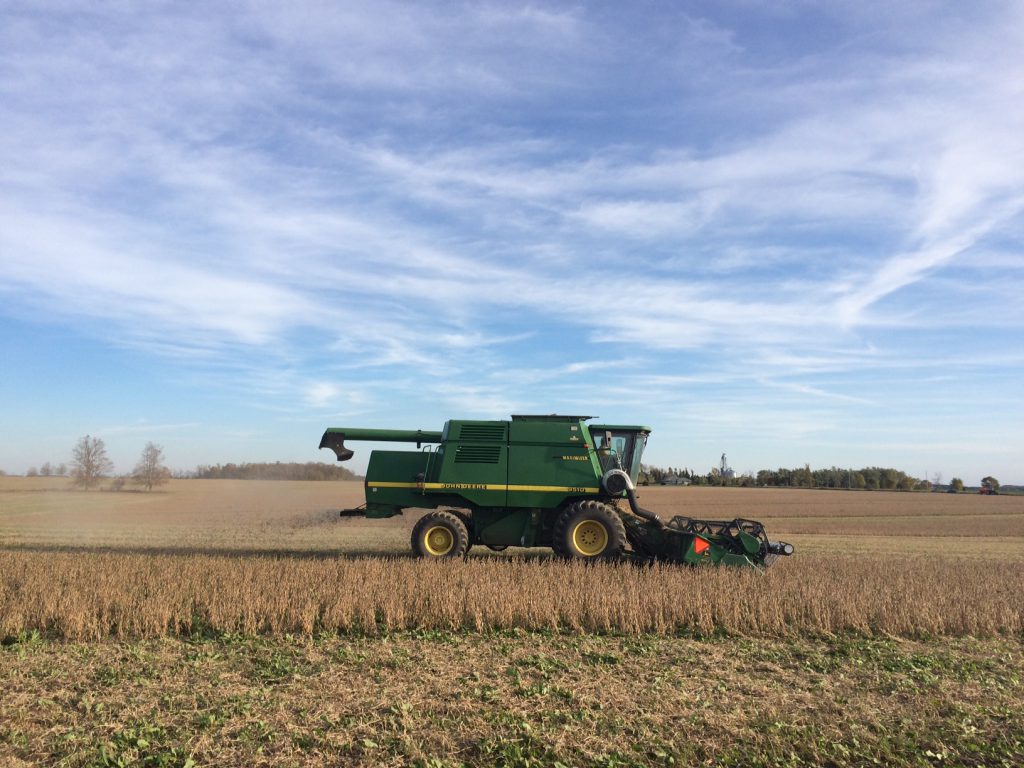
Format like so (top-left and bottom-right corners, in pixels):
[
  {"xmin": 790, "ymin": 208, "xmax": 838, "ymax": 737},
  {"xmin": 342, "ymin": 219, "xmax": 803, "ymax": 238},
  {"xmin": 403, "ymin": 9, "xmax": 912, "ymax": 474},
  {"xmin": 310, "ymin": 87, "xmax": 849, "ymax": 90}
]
[
  {"xmin": 641, "ymin": 463, "xmax": 1003, "ymax": 492},
  {"xmin": 20, "ymin": 446, "xmax": 359, "ymax": 485},
  {"xmin": 193, "ymin": 462, "xmax": 360, "ymax": 481},
  {"xmin": 25, "ymin": 462, "xmax": 68, "ymax": 477},
  {"xmin": 640, "ymin": 465, "xmax": 695, "ymax": 484},
  {"xmin": 755, "ymin": 465, "xmax": 925, "ymax": 490}
]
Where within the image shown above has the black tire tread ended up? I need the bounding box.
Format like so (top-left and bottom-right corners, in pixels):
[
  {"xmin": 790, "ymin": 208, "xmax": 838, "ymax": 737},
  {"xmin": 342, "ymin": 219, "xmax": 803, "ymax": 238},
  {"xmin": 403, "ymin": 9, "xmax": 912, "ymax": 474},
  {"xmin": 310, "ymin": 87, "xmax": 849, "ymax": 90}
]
[
  {"xmin": 411, "ymin": 510, "xmax": 470, "ymax": 558},
  {"xmin": 552, "ymin": 500, "xmax": 626, "ymax": 559}
]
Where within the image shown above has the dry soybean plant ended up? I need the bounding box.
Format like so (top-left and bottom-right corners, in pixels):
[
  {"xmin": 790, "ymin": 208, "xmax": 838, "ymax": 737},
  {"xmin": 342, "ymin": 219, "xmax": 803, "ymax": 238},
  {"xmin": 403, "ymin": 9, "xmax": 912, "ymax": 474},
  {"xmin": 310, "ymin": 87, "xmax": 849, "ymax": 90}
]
[{"xmin": 0, "ymin": 551, "xmax": 1022, "ymax": 641}]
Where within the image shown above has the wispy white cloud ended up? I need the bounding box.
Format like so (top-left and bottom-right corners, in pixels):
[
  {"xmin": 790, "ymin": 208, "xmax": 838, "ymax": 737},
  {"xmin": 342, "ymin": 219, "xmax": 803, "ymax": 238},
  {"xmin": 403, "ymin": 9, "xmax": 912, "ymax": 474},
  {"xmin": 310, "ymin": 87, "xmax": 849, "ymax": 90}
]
[
  {"xmin": 758, "ymin": 380, "xmax": 875, "ymax": 406},
  {"xmin": 304, "ymin": 382, "xmax": 340, "ymax": 408}
]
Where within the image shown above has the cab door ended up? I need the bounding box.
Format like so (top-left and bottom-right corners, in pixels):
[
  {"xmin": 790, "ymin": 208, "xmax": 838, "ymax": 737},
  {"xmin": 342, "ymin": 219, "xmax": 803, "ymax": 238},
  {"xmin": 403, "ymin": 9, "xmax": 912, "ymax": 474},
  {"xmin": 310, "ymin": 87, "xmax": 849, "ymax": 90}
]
[{"xmin": 589, "ymin": 429, "xmax": 637, "ymax": 476}]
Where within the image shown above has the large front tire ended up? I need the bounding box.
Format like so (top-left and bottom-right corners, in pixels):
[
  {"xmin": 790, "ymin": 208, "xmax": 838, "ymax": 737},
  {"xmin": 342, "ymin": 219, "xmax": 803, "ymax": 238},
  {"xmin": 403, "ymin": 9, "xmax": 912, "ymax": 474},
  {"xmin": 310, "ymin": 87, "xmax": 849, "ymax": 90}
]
[
  {"xmin": 411, "ymin": 511, "xmax": 470, "ymax": 559},
  {"xmin": 553, "ymin": 501, "xmax": 625, "ymax": 559}
]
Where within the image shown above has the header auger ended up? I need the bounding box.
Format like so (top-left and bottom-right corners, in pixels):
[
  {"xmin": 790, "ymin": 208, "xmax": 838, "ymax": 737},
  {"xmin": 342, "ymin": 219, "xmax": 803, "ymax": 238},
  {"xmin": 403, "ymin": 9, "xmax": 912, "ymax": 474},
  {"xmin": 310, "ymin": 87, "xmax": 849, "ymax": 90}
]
[{"xmin": 320, "ymin": 415, "xmax": 793, "ymax": 568}]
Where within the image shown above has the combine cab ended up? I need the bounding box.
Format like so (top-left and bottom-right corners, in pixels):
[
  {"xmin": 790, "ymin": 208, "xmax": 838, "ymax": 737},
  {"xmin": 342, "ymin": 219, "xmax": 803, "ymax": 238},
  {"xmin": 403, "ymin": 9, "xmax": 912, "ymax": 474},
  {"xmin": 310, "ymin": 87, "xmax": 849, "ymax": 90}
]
[{"xmin": 320, "ymin": 415, "xmax": 793, "ymax": 568}]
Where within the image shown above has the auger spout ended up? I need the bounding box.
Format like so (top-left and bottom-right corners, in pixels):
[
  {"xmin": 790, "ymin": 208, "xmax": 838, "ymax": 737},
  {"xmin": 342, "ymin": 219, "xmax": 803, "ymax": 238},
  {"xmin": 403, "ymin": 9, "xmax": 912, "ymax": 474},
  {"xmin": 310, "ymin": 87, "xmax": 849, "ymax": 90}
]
[{"xmin": 319, "ymin": 427, "xmax": 444, "ymax": 462}]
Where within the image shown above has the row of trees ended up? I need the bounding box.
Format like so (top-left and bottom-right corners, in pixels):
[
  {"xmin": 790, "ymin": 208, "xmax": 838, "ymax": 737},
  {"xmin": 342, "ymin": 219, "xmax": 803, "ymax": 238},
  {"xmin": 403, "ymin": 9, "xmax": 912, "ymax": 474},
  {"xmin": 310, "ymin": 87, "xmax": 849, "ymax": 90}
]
[
  {"xmin": 25, "ymin": 462, "xmax": 68, "ymax": 477},
  {"xmin": 756, "ymin": 465, "xmax": 920, "ymax": 490},
  {"xmin": 642, "ymin": 462, "xmax": 999, "ymax": 492},
  {"xmin": 25, "ymin": 437, "xmax": 361, "ymax": 489},
  {"xmin": 193, "ymin": 462, "xmax": 359, "ymax": 481},
  {"xmin": 642, "ymin": 466, "xmax": 696, "ymax": 484},
  {"xmin": 24, "ymin": 439, "xmax": 1000, "ymax": 492}
]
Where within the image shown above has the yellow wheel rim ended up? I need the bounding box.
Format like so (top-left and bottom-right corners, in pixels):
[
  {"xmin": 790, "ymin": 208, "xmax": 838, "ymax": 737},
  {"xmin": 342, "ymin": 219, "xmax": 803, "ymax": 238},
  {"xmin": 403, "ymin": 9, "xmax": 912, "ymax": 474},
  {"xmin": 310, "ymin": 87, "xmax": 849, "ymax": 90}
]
[
  {"xmin": 572, "ymin": 520, "xmax": 609, "ymax": 557},
  {"xmin": 423, "ymin": 525, "xmax": 455, "ymax": 556}
]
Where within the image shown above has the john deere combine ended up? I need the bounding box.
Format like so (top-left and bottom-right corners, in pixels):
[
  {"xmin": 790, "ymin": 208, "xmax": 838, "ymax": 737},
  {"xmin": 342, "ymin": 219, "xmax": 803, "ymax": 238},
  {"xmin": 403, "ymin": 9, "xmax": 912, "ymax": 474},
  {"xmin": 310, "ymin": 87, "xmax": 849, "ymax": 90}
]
[{"xmin": 319, "ymin": 415, "xmax": 793, "ymax": 568}]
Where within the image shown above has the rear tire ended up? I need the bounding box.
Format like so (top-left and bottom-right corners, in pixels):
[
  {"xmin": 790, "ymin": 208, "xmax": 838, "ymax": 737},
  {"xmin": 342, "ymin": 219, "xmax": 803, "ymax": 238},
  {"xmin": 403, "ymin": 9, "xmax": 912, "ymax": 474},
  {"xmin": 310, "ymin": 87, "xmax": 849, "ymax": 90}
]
[
  {"xmin": 411, "ymin": 511, "xmax": 469, "ymax": 559},
  {"xmin": 553, "ymin": 500, "xmax": 625, "ymax": 559}
]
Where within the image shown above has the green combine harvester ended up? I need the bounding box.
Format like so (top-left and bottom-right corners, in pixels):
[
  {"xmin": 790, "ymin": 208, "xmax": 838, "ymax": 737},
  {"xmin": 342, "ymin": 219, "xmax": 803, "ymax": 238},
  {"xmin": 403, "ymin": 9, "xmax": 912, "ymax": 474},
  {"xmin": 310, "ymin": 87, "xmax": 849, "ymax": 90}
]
[{"xmin": 319, "ymin": 415, "xmax": 793, "ymax": 568}]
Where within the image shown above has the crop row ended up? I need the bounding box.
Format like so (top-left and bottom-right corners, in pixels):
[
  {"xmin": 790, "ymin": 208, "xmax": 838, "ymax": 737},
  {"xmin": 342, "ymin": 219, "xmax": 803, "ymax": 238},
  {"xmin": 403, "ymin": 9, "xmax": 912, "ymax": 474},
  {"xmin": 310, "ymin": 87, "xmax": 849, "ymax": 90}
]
[{"xmin": 1, "ymin": 551, "xmax": 1021, "ymax": 640}]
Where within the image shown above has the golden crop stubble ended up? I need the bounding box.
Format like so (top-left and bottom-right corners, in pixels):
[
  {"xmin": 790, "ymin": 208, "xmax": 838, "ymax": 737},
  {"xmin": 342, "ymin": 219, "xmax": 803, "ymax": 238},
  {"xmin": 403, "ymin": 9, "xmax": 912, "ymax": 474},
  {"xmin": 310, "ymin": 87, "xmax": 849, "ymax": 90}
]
[{"xmin": 1, "ymin": 551, "xmax": 1022, "ymax": 640}]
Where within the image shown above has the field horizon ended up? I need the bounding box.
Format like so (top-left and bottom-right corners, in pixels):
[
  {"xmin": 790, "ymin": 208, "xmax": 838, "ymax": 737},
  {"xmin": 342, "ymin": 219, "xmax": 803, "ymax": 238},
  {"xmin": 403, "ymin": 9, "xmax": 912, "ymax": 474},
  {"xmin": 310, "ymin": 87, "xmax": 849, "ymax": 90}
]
[{"xmin": 4, "ymin": 476, "xmax": 1023, "ymax": 554}]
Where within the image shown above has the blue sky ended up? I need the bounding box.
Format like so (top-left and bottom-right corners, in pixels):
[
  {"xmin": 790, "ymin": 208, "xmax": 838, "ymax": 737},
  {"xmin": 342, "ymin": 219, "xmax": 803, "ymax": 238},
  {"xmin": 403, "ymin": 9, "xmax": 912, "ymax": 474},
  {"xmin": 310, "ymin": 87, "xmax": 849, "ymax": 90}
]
[{"xmin": 1, "ymin": 1, "xmax": 1022, "ymax": 483}]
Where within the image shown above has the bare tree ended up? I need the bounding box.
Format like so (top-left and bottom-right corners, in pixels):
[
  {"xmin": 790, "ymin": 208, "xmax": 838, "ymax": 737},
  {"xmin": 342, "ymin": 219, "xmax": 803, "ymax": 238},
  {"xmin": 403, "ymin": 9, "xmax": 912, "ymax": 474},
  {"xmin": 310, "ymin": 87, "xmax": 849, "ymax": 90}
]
[
  {"xmin": 40, "ymin": 462, "xmax": 53, "ymax": 477},
  {"xmin": 133, "ymin": 442, "xmax": 170, "ymax": 491},
  {"xmin": 56, "ymin": 463, "xmax": 67, "ymax": 477},
  {"xmin": 71, "ymin": 435, "xmax": 114, "ymax": 489},
  {"xmin": 26, "ymin": 466, "xmax": 39, "ymax": 477}
]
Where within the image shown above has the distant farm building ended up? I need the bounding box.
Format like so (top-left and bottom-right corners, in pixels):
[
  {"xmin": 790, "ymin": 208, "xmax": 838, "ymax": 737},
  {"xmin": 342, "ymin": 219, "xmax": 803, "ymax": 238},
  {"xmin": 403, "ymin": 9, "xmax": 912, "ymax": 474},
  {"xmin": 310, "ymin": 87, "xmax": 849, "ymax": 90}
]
[
  {"xmin": 662, "ymin": 474, "xmax": 691, "ymax": 486},
  {"xmin": 720, "ymin": 453, "xmax": 736, "ymax": 480}
]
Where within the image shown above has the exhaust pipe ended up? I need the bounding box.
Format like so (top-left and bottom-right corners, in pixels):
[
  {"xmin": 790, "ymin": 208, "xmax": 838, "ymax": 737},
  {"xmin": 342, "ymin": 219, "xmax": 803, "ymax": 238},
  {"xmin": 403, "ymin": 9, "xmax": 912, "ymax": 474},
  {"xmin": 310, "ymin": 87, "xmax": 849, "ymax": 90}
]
[{"xmin": 602, "ymin": 469, "xmax": 666, "ymax": 529}]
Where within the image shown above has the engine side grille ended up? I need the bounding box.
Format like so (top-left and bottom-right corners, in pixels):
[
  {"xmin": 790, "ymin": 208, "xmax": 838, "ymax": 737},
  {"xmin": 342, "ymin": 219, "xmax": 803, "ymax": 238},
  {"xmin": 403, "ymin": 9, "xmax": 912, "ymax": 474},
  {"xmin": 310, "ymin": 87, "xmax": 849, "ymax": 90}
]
[
  {"xmin": 454, "ymin": 445, "xmax": 502, "ymax": 464},
  {"xmin": 458, "ymin": 424, "xmax": 507, "ymax": 442}
]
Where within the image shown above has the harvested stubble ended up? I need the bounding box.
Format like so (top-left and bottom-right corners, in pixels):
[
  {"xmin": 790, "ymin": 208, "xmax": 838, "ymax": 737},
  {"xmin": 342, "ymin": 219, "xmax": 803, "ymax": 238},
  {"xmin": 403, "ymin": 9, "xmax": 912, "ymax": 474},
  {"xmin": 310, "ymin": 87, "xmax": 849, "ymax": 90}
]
[{"xmin": 2, "ymin": 551, "xmax": 1022, "ymax": 640}]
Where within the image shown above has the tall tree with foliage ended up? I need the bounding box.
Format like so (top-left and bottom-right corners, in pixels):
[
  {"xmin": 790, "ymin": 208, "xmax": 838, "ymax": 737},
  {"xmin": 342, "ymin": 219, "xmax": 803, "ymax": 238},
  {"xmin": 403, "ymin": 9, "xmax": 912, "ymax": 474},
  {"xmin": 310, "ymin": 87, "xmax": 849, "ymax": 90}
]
[
  {"xmin": 71, "ymin": 435, "xmax": 114, "ymax": 489},
  {"xmin": 981, "ymin": 476, "xmax": 1000, "ymax": 491},
  {"xmin": 950, "ymin": 478, "xmax": 964, "ymax": 492},
  {"xmin": 133, "ymin": 442, "xmax": 170, "ymax": 491}
]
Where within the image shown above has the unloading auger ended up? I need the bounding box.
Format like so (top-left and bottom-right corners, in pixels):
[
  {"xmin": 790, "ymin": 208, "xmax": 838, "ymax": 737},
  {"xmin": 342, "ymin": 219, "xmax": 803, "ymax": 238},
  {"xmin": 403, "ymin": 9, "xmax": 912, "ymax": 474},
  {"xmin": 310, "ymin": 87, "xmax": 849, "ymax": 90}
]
[{"xmin": 319, "ymin": 415, "xmax": 793, "ymax": 568}]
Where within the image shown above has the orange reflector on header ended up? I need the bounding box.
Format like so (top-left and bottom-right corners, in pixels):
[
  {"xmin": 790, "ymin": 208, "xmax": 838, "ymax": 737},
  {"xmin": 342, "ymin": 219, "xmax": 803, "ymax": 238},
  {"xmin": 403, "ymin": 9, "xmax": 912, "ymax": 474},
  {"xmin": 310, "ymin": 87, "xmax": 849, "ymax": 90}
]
[{"xmin": 693, "ymin": 537, "xmax": 710, "ymax": 554}]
